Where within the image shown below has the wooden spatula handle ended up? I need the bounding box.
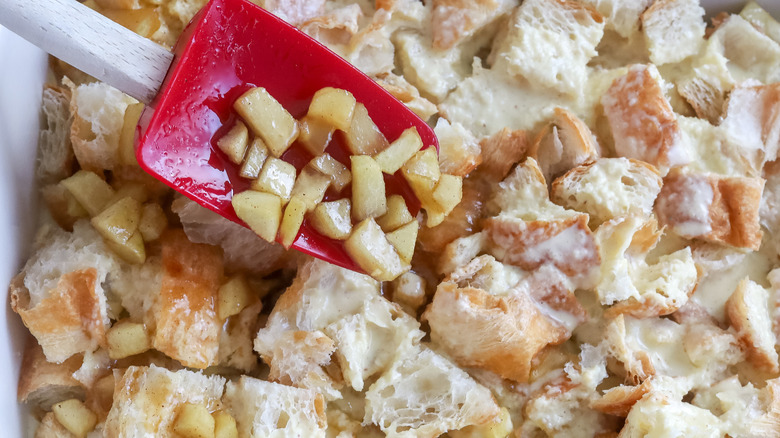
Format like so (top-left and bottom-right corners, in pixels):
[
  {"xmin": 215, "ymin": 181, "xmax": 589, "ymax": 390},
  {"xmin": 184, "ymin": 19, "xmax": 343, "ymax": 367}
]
[{"xmin": 0, "ymin": 0, "xmax": 173, "ymax": 104}]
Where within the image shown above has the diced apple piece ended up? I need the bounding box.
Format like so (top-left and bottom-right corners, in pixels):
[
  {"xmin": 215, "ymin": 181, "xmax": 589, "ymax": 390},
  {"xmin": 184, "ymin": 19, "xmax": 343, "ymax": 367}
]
[
  {"xmin": 232, "ymin": 191, "xmax": 282, "ymax": 243},
  {"xmin": 344, "ymin": 103, "xmax": 389, "ymax": 155},
  {"xmin": 279, "ymin": 196, "xmax": 307, "ymax": 249},
  {"xmin": 298, "ymin": 115, "xmax": 334, "ymax": 156},
  {"xmin": 107, "ymin": 232, "xmax": 146, "ymax": 264},
  {"xmin": 218, "ymin": 275, "xmax": 253, "ymax": 321},
  {"xmin": 91, "ymin": 197, "xmax": 142, "ymax": 245},
  {"xmin": 310, "ymin": 154, "xmax": 351, "ymax": 192},
  {"xmin": 386, "ymin": 220, "xmax": 418, "ymax": 264},
  {"xmin": 217, "ymin": 120, "xmax": 249, "ymax": 164},
  {"xmin": 376, "ymin": 194, "xmax": 413, "ymax": 232},
  {"xmin": 311, "ymin": 199, "xmax": 352, "ymax": 240},
  {"xmin": 174, "ymin": 403, "xmax": 215, "ymax": 438},
  {"xmin": 61, "ymin": 170, "xmax": 116, "ymax": 217},
  {"xmin": 240, "ymin": 138, "xmax": 269, "ymax": 179},
  {"xmin": 119, "ymin": 102, "xmax": 144, "ymax": 167},
  {"xmin": 234, "ymin": 87, "xmax": 299, "ymax": 157},
  {"xmin": 107, "ymin": 319, "xmax": 151, "ymax": 359},
  {"xmin": 432, "ymin": 173, "xmax": 463, "ymax": 217},
  {"xmin": 307, "ymin": 87, "xmax": 356, "ymax": 131},
  {"xmin": 214, "ymin": 411, "xmax": 239, "ymax": 438},
  {"xmin": 351, "ymin": 155, "xmax": 387, "ymax": 221},
  {"xmin": 42, "ymin": 183, "xmax": 89, "ymax": 229},
  {"xmin": 52, "ymin": 399, "xmax": 98, "ymax": 438},
  {"xmin": 138, "ymin": 203, "xmax": 168, "ymax": 241},
  {"xmin": 251, "ymin": 157, "xmax": 297, "ymax": 204},
  {"xmin": 290, "ymin": 166, "xmax": 330, "ymax": 211},
  {"xmin": 345, "ymin": 218, "xmax": 408, "ymax": 281},
  {"xmin": 373, "ymin": 127, "xmax": 424, "ymax": 174},
  {"xmin": 109, "ymin": 182, "xmax": 149, "ymax": 206},
  {"xmin": 401, "ymin": 148, "xmax": 441, "ymax": 213}
]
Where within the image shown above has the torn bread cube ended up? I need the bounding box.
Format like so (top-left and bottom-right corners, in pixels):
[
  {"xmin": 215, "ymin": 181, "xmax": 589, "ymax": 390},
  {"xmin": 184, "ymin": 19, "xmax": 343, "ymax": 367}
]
[
  {"xmin": 720, "ymin": 82, "xmax": 780, "ymax": 167},
  {"xmin": 740, "ymin": 0, "xmax": 780, "ymax": 44},
  {"xmin": 675, "ymin": 41, "xmax": 735, "ymax": 124},
  {"xmin": 591, "ymin": 378, "xmax": 654, "ymax": 417},
  {"xmin": 641, "ymin": 0, "xmax": 705, "ymax": 65},
  {"xmin": 491, "ymin": 0, "xmax": 605, "ymax": 95},
  {"xmin": 708, "ymin": 14, "xmax": 780, "ymax": 85},
  {"xmin": 37, "ymin": 85, "xmax": 74, "ymax": 185},
  {"xmin": 394, "ymin": 30, "xmax": 468, "ymax": 104},
  {"xmin": 430, "ymin": 0, "xmax": 515, "ymax": 50},
  {"xmin": 10, "ymin": 221, "xmax": 117, "ymax": 363},
  {"xmin": 601, "ymin": 64, "xmax": 688, "ymax": 174},
  {"xmin": 434, "ymin": 119, "xmax": 482, "ymax": 177},
  {"xmin": 234, "ymin": 87, "xmax": 299, "ymax": 157},
  {"xmin": 261, "ymin": 329, "xmax": 338, "ymax": 399},
  {"xmin": 529, "ymin": 107, "xmax": 599, "ymax": 184},
  {"xmin": 17, "ymin": 342, "xmax": 84, "ymax": 411},
  {"xmin": 437, "ymin": 230, "xmax": 489, "ymax": 275},
  {"xmin": 222, "ymin": 376, "xmax": 326, "ymax": 438},
  {"xmin": 655, "ymin": 169, "xmax": 764, "ymax": 250},
  {"xmin": 726, "ymin": 278, "xmax": 779, "ymax": 374},
  {"xmin": 217, "ymin": 299, "xmax": 262, "ymax": 372},
  {"xmin": 104, "ymin": 365, "xmax": 225, "ymax": 436},
  {"xmin": 477, "ymin": 127, "xmax": 528, "ymax": 182},
  {"xmin": 364, "ymin": 345, "xmax": 500, "ymax": 437},
  {"xmin": 551, "ymin": 158, "xmax": 662, "ymax": 226},
  {"xmin": 691, "ymin": 375, "xmax": 780, "ymax": 438},
  {"xmin": 152, "ymin": 230, "xmax": 223, "ymax": 369},
  {"xmin": 580, "ymin": 0, "xmax": 653, "ymax": 38}
]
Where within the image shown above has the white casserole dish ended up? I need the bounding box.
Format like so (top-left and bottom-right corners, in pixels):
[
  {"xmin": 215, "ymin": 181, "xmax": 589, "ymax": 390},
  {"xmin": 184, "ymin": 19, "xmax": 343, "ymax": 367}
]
[{"xmin": 1, "ymin": 0, "xmax": 778, "ymax": 435}]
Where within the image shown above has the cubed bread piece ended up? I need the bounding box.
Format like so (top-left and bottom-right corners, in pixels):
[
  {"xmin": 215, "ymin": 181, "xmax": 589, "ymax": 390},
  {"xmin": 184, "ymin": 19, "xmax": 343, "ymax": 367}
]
[
  {"xmin": 740, "ymin": 1, "xmax": 780, "ymax": 44},
  {"xmin": 690, "ymin": 376, "xmax": 780, "ymax": 438},
  {"xmin": 485, "ymin": 214, "xmax": 600, "ymax": 289},
  {"xmin": 374, "ymin": 72, "xmax": 437, "ymax": 121},
  {"xmin": 437, "ymin": 231, "xmax": 489, "ymax": 275},
  {"xmin": 424, "ymin": 280, "xmax": 568, "ymax": 383},
  {"xmin": 601, "ymin": 64, "xmax": 688, "ymax": 174},
  {"xmin": 218, "ymin": 299, "xmax": 262, "ymax": 372},
  {"xmin": 430, "ymin": 0, "xmax": 515, "ymax": 50},
  {"xmin": 726, "ymin": 278, "xmax": 780, "ymax": 374},
  {"xmin": 676, "ymin": 115, "xmax": 756, "ymax": 178},
  {"xmin": 394, "ymin": 31, "xmax": 468, "ymax": 103},
  {"xmin": 708, "ymin": 15, "xmax": 780, "ymax": 85},
  {"xmin": 37, "ymin": 86, "xmax": 74, "ymax": 185},
  {"xmin": 529, "ymin": 107, "xmax": 599, "ymax": 184},
  {"xmin": 720, "ymin": 82, "xmax": 780, "ymax": 167},
  {"xmin": 551, "ymin": 158, "xmax": 661, "ymax": 226},
  {"xmin": 222, "ymin": 376, "xmax": 326, "ymax": 438},
  {"xmin": 68, "ymin": 81, "xmax": 136, "ymax": 172},
  {"xmin": 17, "ymin": 342, "xmax": 84, "ymax": 411},
  {"xmin": 10, "ymin": 221, "xmax": 118, "ymax": 363},
  {"xmin": 104, "ymin": 365, "xmax": 225, "ymax": 436},
  {"xmin": 619, "ymin": 389, "xmax": 723, "ymax": 437},
  {"xmin": 261, "ymin": 330, "xmax": 339, "ymax": 399},
  {"xmin": 655, "ymin": 169, "xmax": 764, "ymax": 250},
  {"xmin": 364, "ymin": 345, "xmax": 500, "ymax": 437},
  {"xmin": 487, "ymin": 157, "xmax": 574, "ymax": 220},
  {"xmin": 477, "ymin": 127, "xmax": 528, "ymax": 182},
  {"xmin": 761, "ymin": 160, "xmax": 780, "ymax": 255},
  {"xmin": 172, "ymin": 197, "xmax": 289, "ymax": 276},
  {"xmin": 580, "ymin": 0, "xmax": 653, "ymax": 38},
  {"xmin": 591, "ymin": 379, "xmax": 654, "ymax": 417},
  {"xmin": 433, "ymin": 119, "xmax": 481, "ymax": 177},
  {"xmin": 491, "ymin": 0, "xmax": 604, "ymax": 95},
  {"xmin": 641, "ymin": 0, "xmax": 705, "ymax": 65},
  {"xmin": 152, "ymin": 230, "xmax": 223, "ymax": 369},
  {"xmin": 675, "ymin": 42, "xmax": 735, "ymax": 124}
]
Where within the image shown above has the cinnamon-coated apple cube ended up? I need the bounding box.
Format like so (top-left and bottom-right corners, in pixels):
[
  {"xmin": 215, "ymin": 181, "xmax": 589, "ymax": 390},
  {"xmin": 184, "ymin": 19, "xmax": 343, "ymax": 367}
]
[
  {"xmin": 351, "ymin": 155, "xmax": 387, "ymax": 221},
  {"xmin": 239, "ymin": 138, "xmax": 269, "ymax": 180},
  {"xmin": 107, "ymin": 232, "xmax": 146, "ymax": 264},
  {"xmin": 251, "ymin": 157, "xmax": 297, "ymax": 204},
  {"xmin": 174, "ymin": 403, "xmax": 215, "ymax": 438},
  {"xmin": 217, "ymin": 120, "xmax": 249, "ymax": 164},
  {"xmin": 232, "ymin": 191, "xmax": 282, "ymax": 243},
  {"xmin": 344, "ymin": 103, "xmax": 389, "ymax": 155},
  {"xmin": 373, "ymin": 127, "xmax": 424, "ymax": 174},
  {"xmin": 107, "ymin": 319, "xmax": 151, "ymax": 359},
  {"xmin": 52, "ymin": 399, "xmax": 98, "ymax": 438},
  {"xmin": 234, "ymin": 87, "xmax": 299, "ymax": 157},
  {"xmin": 386, "ymin": 220, "xmax": 418, "ymax": 264},
  {"xmin": 310, "ymin": 199, "xmax": 352, "ymax": 240},
  {"xmin": 310, "ymin": 154, "xmax": 351, "ymax": 192},
  {"xmin": 307, "ymin": 87, "xmax": 357, "ymax": 131},
  {"xmin": 432, "ymin": 174, "xmax": 463, "ymax": 217},
  {"xmin": 91, "ymin": 196, "xmax": 142, "ymax": 245},
  {"xmin": 345, "ymin": 218, "xmax": 409, "ymax": 282},
  {"xmin": 119, "ymin": 102, "xmax": 144, "ymax": 166},
  {"xmin": 218, "ymin": 275, "xmax": 253, "ymax": 321},
  {"xmin": 109, "ymin": 182, "xmax": 149, "ymax": 206},
  {"xmin": 290, "ymin": 166, "xmax": 330, "ymax": 211},
  {"xmin": 401, "ymin": 148, "xmax": 441, "ymax": 214},
  {"xmin": 138, "ymin": 203, "xmax": 168, "ymax": 241},
  {"xmin": 376, "ymin": 194, "xmax": 413, "ymax": 232},
  {"xmin": 61, "ymin": 170, "xmax": 115, "ymax": 217},
  {"xmin": 279, "ymin": 196, "xmax": 307, "ymax": 249},
  {"xmin": 214, "ymin": 411, "xmax": 238, "ymax": 438},
  {"xmin": 298, "ymin": 115, "xmax": 334, "ymax": 156}
]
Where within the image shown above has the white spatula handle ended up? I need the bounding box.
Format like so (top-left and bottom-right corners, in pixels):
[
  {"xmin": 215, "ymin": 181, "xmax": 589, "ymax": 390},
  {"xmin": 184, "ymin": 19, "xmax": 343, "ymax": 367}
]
[{"xmin": 0, "ymin": 0, "xmax": 173, "ymax": 104}]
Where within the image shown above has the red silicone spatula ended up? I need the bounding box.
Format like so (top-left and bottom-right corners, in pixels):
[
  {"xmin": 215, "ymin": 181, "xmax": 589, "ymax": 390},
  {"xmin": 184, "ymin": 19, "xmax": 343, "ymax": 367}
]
[{"xmin": 1, "ymin": 0, "xmax": 438, "ymax": 272}]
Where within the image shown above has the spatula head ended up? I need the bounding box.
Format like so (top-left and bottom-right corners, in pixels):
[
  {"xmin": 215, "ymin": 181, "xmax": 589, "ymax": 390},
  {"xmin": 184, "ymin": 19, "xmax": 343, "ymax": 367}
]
[{"xmin": 136, "ymin": 0, "xmax": 437, "ymax": 272}]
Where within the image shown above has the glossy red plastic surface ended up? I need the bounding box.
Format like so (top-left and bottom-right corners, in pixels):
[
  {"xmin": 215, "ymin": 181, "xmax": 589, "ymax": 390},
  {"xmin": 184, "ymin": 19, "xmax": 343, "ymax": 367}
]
[{"xmin": 136, "ymin": 0, "xmax": 438, "ymax": 272}]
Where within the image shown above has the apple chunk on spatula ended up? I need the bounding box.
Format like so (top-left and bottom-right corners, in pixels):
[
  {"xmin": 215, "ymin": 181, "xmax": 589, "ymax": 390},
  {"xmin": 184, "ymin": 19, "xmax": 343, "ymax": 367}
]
[{"xmin": 1, "ymin": 0, "xmax": 439, "ymax": 275}]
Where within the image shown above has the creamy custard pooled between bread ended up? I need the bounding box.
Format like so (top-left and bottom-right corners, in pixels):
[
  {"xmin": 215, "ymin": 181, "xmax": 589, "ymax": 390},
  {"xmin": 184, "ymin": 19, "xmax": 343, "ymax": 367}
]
[{"xmin": 10, "ymin": 0, "xmax": 780, "ymax": 437}]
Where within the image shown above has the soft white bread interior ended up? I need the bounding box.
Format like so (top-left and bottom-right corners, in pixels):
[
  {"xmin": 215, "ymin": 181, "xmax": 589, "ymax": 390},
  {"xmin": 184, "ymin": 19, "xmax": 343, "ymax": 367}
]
[
  {"xmin": 364, "ymin": 345, "xmax": 500, "ymax": 437},
  {"xmin": 430, "ymin": 0, "xmax": 516, "ymax": 50},
  {"xmin": 551, "ymin": 158, "xmax": 662, "ymax": 226},
  {"xmin": 708, "ymin": 14, "xmax": 780, "ymax": 85},
  {"xmin": 691, "ymin": 375, "xmax": 780, "ymax": 438},
  {"xmin": 10, "ymin": 221, "xmax": 117, "ymax": 363},
  {"xmin": 17, "ymin": 342, "xmax": 84, "ymax": 412},
  {"xmin": 104, "ymin": 365, "xmax": 225, "ymax": 436},
  {"xmin": 491, "ymin": 0, "xmax": 605, "ymax": 95},
  {"xmin": 726, "ymin": 278, "xmax": 780, "ymax": 374},
  {"xmin": 171, "ymin": 196, "xmax": 290, "ymax": 276},
  {"xmin": 640, "ymin": 0, "xmax": 705, "ymax": 65},
  {"xmin": 374, "ymin": 72, "xmax": 438, "ymax": 121},
  {"xmin": 675, "ymin": 42, "xmax": 735, "ymax": 124},
  {"xmin": 68, "ymin": 81, "xmax": 135, "ymax": 172},
  {"xmin": 720, "ymin": 82, "xmax": 780, "ymax": 169},
  {"xmin": 529, "ymin": 107, "xmax": 599, "ymax": 184},
  {"xmin": 223, "ymin": 375, "xmax": 327, "ymax": 438},
  {"xmin": 37, "ymin": 86, "xmax": 74, "ymax": 185},
  {"xmin": 740, "ymin": 0, "xmax": 780, "ymax": 45},
  {"xmin": 434, "ymin": 118, "xmax": 482, "ymax": 177},
  {"xmin": 218, "ymin": 299, "xmax": 262, "ymax": 372},
  {"xmin": 581, "ymin": 0, "xmax": 653, "ymax": 38}
]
